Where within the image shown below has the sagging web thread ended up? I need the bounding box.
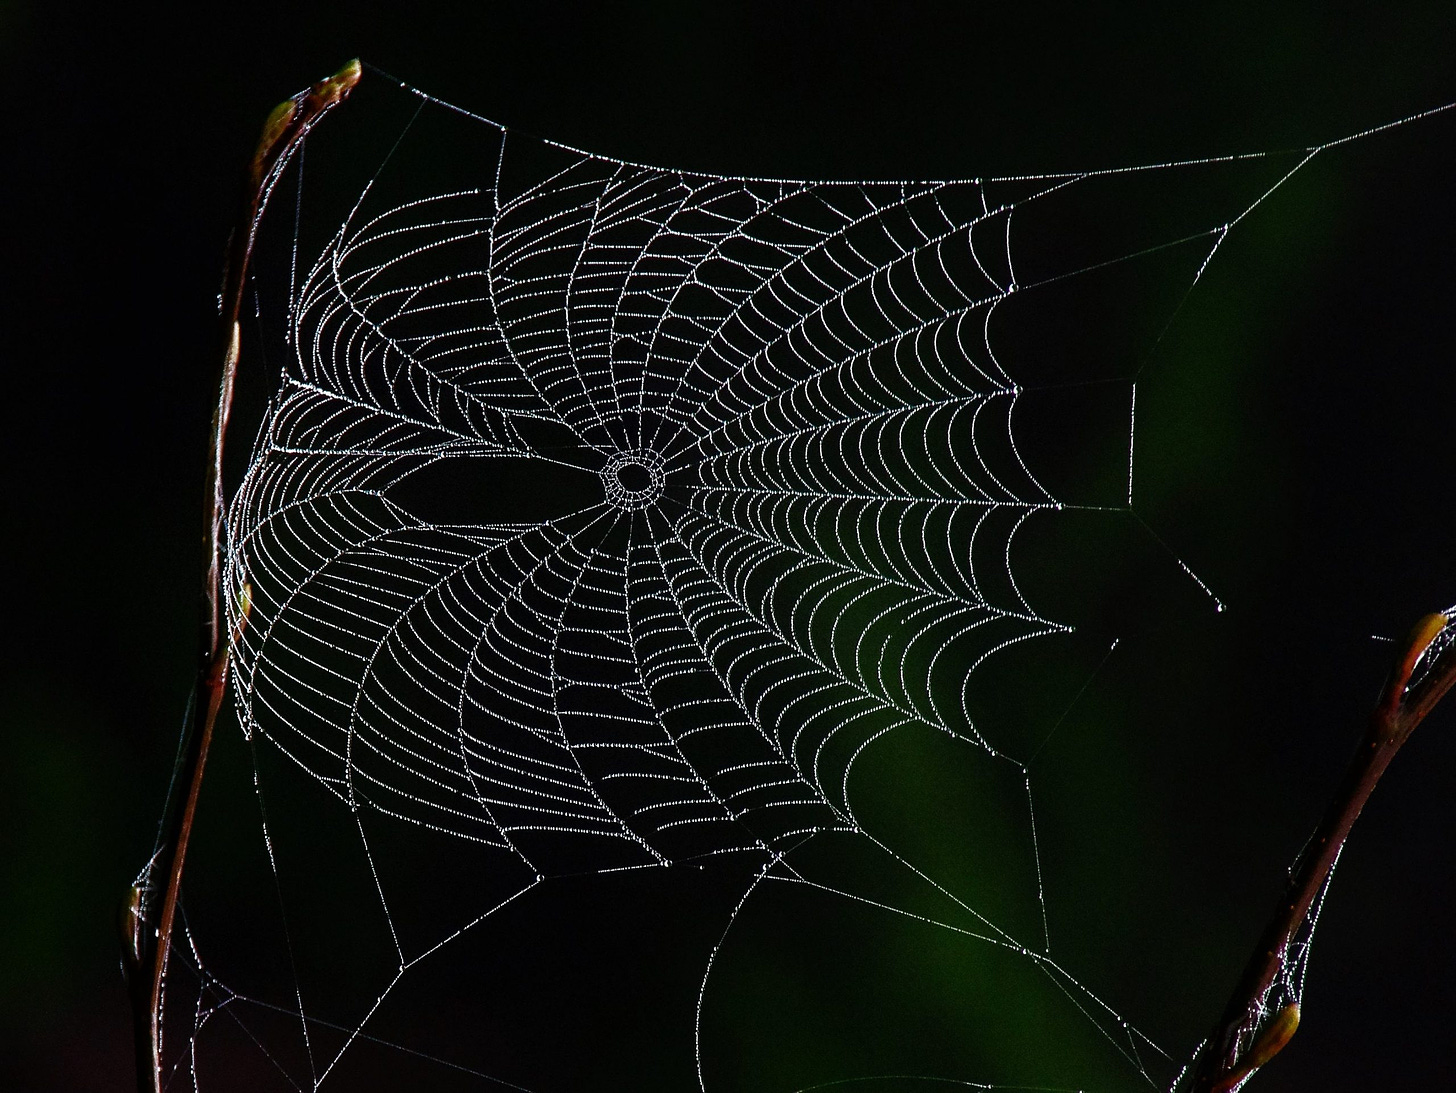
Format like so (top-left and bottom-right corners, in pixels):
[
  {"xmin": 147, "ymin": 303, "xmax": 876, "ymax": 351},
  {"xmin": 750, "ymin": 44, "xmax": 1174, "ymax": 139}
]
[{"xmin": 140, "ymin": 71, "xmax": 1451, "ymax": 1092}]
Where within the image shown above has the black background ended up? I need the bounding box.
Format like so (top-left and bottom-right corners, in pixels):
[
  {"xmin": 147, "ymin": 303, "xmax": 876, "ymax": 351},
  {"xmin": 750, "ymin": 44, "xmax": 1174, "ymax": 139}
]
[{"xmin": 4, "ymin": 3, "xmax": 1455, "ymax": 1090}]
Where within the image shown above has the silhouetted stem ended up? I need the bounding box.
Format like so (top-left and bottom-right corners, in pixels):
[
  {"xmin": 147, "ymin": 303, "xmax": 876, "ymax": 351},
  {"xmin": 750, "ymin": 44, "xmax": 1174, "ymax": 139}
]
[
  {"xmin": 1190, "ymin": 611, "xmax": 1456, "ymax": 1092},
  {"xmin": 125, "ymin": 60, "xmax": 360, "ymax": 1093}
]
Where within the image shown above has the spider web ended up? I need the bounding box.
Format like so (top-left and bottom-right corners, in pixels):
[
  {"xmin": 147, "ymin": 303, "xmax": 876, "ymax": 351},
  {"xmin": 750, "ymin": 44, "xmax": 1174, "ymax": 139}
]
[{"xmin": 141, "ymin": 69, "xmax": 1453, "ymax": 1093}]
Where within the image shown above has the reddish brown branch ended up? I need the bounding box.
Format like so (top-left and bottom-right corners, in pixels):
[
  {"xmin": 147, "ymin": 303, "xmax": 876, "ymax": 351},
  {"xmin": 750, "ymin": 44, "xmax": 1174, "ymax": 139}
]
[
  {"xmin": 1190, "ymin": 611, "xmax": 1456, "ymax": 1092},
  {"xmin": 125, "ymin": 60, "xmax": 360, "ymax": 1093}
]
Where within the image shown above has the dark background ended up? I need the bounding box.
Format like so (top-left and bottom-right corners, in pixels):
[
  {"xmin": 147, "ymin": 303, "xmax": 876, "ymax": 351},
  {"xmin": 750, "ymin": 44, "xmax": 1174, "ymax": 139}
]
[{"xmin": 4, "ymin": 3, "xmax": 1455, "ymax": 1090}]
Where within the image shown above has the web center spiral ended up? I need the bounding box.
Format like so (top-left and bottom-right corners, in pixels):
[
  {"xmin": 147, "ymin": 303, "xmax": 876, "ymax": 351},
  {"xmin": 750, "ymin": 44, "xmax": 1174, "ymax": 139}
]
[{"xmin": 600, "ymin": 449, "xmax": 666, "ymax": 511}]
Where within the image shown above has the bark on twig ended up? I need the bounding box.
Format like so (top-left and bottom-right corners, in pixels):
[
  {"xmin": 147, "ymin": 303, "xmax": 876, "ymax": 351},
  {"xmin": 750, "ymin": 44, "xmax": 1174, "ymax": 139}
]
[
  {"xmin": 1189, "ymin": 610, "xmax": 1456, "ymax": 1092},
  {"xmin": 124, "ymin": 60, "xmax": 361, "ymax": 1093}
]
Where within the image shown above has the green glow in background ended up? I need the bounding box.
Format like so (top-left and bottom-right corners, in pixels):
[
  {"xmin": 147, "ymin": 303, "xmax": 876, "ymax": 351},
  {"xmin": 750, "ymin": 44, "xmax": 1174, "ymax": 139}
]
[{"xmin": 4, "ymin": 4, "xmax": 1454, "ymax": 1090}]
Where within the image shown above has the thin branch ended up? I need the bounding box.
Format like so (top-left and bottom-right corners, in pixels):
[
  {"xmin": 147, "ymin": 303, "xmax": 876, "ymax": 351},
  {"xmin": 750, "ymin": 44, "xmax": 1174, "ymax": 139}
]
[
  {"xmin": 1189, "ymin": 609, "xmax": 1456, "ymax": 1092},
  {"xmin": 123, "ymin": 60, "xmax": 361, "ymax": 1093}
]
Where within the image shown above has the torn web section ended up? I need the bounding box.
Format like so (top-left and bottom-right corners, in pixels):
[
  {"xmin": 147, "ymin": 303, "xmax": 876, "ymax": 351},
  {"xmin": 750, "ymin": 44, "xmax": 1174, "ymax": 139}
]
[{"xmin": 163, "ymin": 70, "xmax": 1322, "ymax": 1092}]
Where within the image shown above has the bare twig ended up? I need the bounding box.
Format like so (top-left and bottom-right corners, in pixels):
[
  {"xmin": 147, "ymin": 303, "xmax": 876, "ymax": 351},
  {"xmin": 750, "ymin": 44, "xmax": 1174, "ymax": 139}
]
[
  {"xmin": 1189, "ymin": 610, "xmax": 1456, "ymax": 1092},
  {"xmin": 123, "ymin": 59, "xmax": 361, "ymax": 1093}
]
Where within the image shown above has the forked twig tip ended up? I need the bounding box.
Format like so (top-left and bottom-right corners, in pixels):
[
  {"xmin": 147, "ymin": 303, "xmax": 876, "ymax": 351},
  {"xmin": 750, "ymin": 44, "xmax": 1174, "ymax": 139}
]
[
  {"xmin": 1382, "ymin": 612, "xmax": 1450, "ymax": 705},
  {"xmin": 1191, "ymin": 604, "xmax": 1456, "ymax": 1093}
]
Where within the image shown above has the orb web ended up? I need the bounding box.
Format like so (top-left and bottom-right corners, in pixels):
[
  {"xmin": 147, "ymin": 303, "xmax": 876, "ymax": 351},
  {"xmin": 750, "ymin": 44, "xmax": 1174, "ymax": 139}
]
[{"xmin": 139, "ymin": 68, "xmax": 1456, "ymax": 1093}]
